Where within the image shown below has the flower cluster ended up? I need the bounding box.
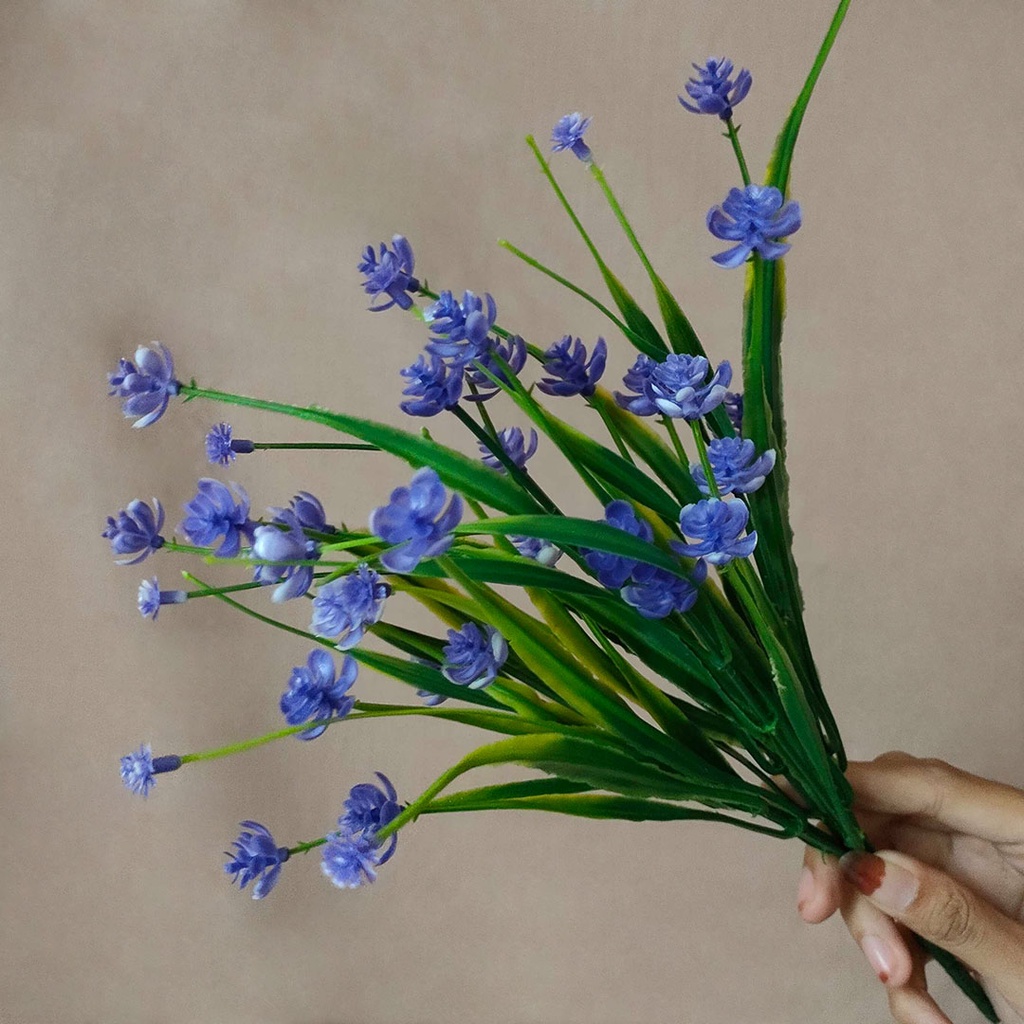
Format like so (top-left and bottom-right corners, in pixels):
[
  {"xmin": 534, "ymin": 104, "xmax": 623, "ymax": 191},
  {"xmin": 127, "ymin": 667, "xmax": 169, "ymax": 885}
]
[
  {"xmin": 674, "ymin": 498, "xmax": 758, "ymax": 566},
  {"xmin": 691, "ymin": 437, "xmax": 776, "ymax": 495},
  {"xmin": 180, "ymin": 479, "xmax": 255, "ymax": 559},
  {"xmin": 311, "ymin": 563, "xmax": 391, "ymax": 650},
  {"xmin": 369, "ymin": 467, "xmax": 463, "ymax": 573},
  {"xmin": 538, "ymin": 336, "xmax": 607, "ymax": 398},
  {"xmin": 479, "ymin": 426, "xmax": 538, "ymax": 473},
  {"xmin": 586, "ymin": 501, "xmax": 707, "ymax": 620},
  {"xmin": 280, "ymin": 649, "xmax": 357, "ymax": 740},
  {"xmin": 103, "ymin": 499, "xmax": 166, "ymax": 565},
  {"xmin": 615, "ymin": 353, "xmax": 731, "ymax": 421},
  {"xmin": 707, "ymin": 185, "xmax": 801, "ymax": 268},
  {"xmin": 679, "ymin": 58, "xmax": 752, "ymax": 120},
  {"xmin": 551, "ymin": 112, "xmax": 592, "ymax": 162},
  {"xmin": 359, "ymin": 235, "xmax": 420, "ymax": 312},
  {"xmin": 225, "ymin": 822, "xmax": 291, "ymax": 900},
  {"xmin": 321, "ymin": 774, "xmax": 402, "ymax": 889},
  {"xmin": 108, "ymin": 342, "xmax": 181, "ymax": 428}
]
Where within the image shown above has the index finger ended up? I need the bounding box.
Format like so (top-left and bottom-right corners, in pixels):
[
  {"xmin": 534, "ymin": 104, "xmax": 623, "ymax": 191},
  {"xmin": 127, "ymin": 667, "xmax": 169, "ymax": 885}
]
[{"xmin": 846, "ymin": 753, "xmax": 1024, "ymax": 844}]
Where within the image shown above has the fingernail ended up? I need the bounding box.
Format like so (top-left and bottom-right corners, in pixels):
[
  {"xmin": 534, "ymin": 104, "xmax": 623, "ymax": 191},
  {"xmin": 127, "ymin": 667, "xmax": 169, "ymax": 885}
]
[
  {"xmin": 796, "ymin": 866, "xmax": 814, "ymax": 914},
  {"xmin": 839, "ymin": 852, "xmax": 919, "ymax": 912},
  {"xmin": 860, "ymin": 934, "xmax": 896, "ymax": 984}
]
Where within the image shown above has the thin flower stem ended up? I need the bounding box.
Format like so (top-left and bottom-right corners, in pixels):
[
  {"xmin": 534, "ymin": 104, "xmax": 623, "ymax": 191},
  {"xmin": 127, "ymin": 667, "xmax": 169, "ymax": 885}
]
[
  {"xmin": 498, "ymin": 239, "xmax": 634, "ymax": 340},
  {"xmin": 689, "ymin": 421, "xmax": 721, "ymax": 499},
  {"xmin": 661, "ymin": 415, "xmax": 689, "ymax": 466},
  {"xmin": 288, "ymin": 837, "xmax": 328, "ymax": 856},
  {"xmin": 723, "ymin": 118, "xmax": 752, "ymax": 187},
  {"xmin": 183, "ymin": 580, "xmax": 275, "ymax": 600},
  {"xmin": 587, "ymin": 161, "xmax": 657, "ymax": 282},
  {"xmin": 250, "ymin": 442, "xmax": 380, "ymax": 451},
  {"xmin": 588, "ymin": 396, "xmax": 635, "ymax": 464},
  {"xmin": 450, "ymin": 404, "xmax": 559, "ymax": 515},
  {"xmin": 180, "ymin": 717, "xmax": 347, "ymax": 764}
]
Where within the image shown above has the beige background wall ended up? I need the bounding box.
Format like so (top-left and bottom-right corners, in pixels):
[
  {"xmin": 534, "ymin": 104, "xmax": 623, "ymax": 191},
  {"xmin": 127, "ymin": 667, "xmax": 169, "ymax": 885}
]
[{"xmin": 2, "ymin": 2, "xmax": 1023, "ymax": 1022}]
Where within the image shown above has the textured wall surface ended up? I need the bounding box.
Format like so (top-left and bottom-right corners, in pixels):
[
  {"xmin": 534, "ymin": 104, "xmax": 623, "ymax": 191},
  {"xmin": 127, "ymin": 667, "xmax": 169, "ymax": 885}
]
[{"xmin": 2, "ymin": 2, "xmax": 1023, "ymax": 1022}]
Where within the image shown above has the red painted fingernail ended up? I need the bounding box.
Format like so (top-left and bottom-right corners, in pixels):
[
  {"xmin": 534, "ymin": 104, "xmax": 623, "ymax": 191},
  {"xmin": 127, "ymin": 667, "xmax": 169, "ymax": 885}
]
[{"xmin": 839, "ymin": 851, "xmax": 886, "ymax": 895}]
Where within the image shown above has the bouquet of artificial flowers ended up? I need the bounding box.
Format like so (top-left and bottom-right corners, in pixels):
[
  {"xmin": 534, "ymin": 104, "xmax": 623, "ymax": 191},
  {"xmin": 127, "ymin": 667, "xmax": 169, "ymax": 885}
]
[{"xmin": 103, "ymin": 1, "xmax": 997, "ymax": 1018}]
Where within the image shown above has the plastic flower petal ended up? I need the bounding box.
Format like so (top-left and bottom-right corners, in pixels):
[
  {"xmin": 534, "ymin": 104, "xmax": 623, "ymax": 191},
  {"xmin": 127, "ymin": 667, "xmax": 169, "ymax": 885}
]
[
  {"xmin": 205, "ymin": 423, "xmax": 255, "ymax": 466},
  {"xmin": 673, "ymin": 497, "xmax": 758, "ymax": 566},
  {"xmin": 369, "ymin": 467, "xmax": 463, "ymax": 573},
  {"xmin": 107, "ymin": 342, "xmax": 181, "ymax": 428},
  {"xmin": 225, "ymin": 821, "xmax": 290, "ymax": 900},
  {"xmin": 537, "ymin": 336, "xmax": 607, "ymax": 398},
  {"xmin": 691, "ymin": 437, "xmax": 776, "ymax": 495},
  {"xmin": 679, "ymin": 58, "xmax": 752, "ymax": 119},
  {"xmin": 119, "ymin": 743, "xmax": 182, "ymax": 797},
  {"xmin": 358, "ymin": 235, "xmax": 420, "ymax": 312},
  {"xmin": 724, "ymin": 392, "xmax": 744, "ymax": 433},
  {"xmin": 399, "ymin": 353, "xmax": 463, "ymax": 416},
  {"xmin": 137, "ymin": 577, "xmax": 187, "ymax": 620},
  {"xmin": 441, "ymin": 622, "xmax": 508, "ymax": 689},
  {"xmin": 280, "ymin": 649, "xmax": 357, "ymax": 740},
  {"xmin": 424, "ymin": 290, "xmax": 497, "ymax": 363},
  {"xmin": 583, "ymin": 500, "xmax": 654, "ymax": 589},
  {"xmin": 551, "ymin": 112, "xmax": 592, "ymax": 162},
  {"xmin": 647, "ymin": 354, "xmax": 732, "ymax": 420},
  {"xmin": 614, "ymin": 354, "xmax": 660, "ymax": 417},
  {"xmin": 251, "ymin": 510, "xmax": 319, "ymax": 602},
  {"xmin": 321, "ymin": 831, "xmax": 386, "ymax": 889},
  {"xmin": 311, "ymin": 563, "xmax": 392, "ymax": 650},
  {"xmin": 271, "ymin": 492, "xmax": 333, "ymax": 534},
  {"xmin": 511, "ymin": 534, "xmax": 563, "ymax": 566},
  {"xmin": 621, "ymin": 559, "xmax": 707, "ymax": 620},
  {"xmin": 707, "ymin": 185, "xmax": 802, "ymax": 268},
  {"xmin": 103, "ymin": 498, "xmax": 166, "ymax": 565},
  {"xmin": 180, "ymin": 479, "xmax": 255, "ymax": 558},
  {"xmin": 479, "ymin": 426, "xmax": 538, "ymax": 473},
  {"xmin": 463, "ymin": 334, "xmax": 527, "ymax": 401}
]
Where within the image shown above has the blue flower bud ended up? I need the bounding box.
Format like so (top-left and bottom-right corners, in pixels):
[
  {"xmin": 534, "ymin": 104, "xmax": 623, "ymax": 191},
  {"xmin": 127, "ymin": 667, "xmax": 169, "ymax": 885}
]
[
  {"xmin": 679, "ymin": 58, "xmax": 752, "ymax": 120},
  {"xmin": 358, "ymin": 235, "xmax": 419, "ymax": 312},
  {"xmin": 551, "ymin": 112, "xmax": 592, "ymax": 162},
  {"xmin": 107, "ymin": 342, "xmax": 181, "ymax": 428},
  {"xmin": 119, "ymin": 743, "xmax": 182, "ymax": 797},
  {"xmin": 280, "ymin": 649, "xmax": 357, "ymax": 740},
  {"xmin": 441, "ymin": 622, "xmax": 508, "ymax": 689},
  {"xmin": 707, "ymin": 185, "xmax": 801, "ymax": 268},
  {"xmin": 103, "ymin": 498, "xmax": 166, "ymax": 566},
  {"xmin": 225, "ymin": 822, "xmax": 290, "ymax": 899},
  {"xmin": 479, "ymin": 426, "xmax": 538, "ymax": 473},
  {"xmin": 537, "ymin": 336, "xmax": 607, "ymax": 398},
  {"xmin": 673, "ymin": 497, "xmax": 757, "ymax": 566}
]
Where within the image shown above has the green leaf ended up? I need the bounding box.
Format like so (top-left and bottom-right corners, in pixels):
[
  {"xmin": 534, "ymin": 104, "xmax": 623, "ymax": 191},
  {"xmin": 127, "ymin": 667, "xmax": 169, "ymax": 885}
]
[
  {"xmin": 349, "ymin": 648, "xmax": 507, "ymax": 709},
  {"xmin": 456, "ymin": 515, "xmax": 687, "ymax": 577}
]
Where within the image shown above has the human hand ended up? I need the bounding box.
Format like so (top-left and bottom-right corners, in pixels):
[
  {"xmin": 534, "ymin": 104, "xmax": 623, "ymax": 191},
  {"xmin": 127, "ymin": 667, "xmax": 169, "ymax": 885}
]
[{"xmin": 796, "ymin": 751, "xmax": 1024, "ymax": 1023}]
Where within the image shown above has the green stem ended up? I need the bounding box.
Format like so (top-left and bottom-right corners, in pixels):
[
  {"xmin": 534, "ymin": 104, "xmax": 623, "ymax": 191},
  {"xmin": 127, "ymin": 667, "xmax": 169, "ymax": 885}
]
[
  {"xmin": 250, "ymin": 441, "xmax": 379, "ymax": 451},
  {"xmin": 689, "ymin": 421, "xmax": 721, "ymax": 499},
  {"xmin": 588, "ymin": 396, "xmax": 635, "ymax": 464},
  {"xmin": 723, "ymin": 118, "xmax": 751, "ymax": 186},
  {"xmin": 661, "ymin": 416, "xmax": 689, "ymax": 466},
  {"xmin": 498, "ymin": 239, "xmax": 635, "ymax": 340},
  {"xmin": 588, "ymin": 160, "xmax": 656, "ymax": 281}
]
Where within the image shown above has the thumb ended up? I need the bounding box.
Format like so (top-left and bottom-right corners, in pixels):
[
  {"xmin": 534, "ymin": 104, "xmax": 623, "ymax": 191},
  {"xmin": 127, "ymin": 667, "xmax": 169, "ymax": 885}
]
[{"xmin": 840, "ymin": 850, "xmax": 1024, "ymax": 1003}]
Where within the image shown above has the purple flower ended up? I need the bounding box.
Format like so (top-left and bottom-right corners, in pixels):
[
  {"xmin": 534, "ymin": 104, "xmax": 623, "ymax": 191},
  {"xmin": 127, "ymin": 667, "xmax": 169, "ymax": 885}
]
[
  {"xmin": 583, "ymin": 500, "xmax": 654, "ymax": 589},
  {"xmin": 251, "ymin": 510, "xmax": 318, "ymax": 602},
  {"xmin": 621, "ymin": 559, "xmax": 707, "ymax": 620},
  {"xmin": 614, "ymin": 354, "xmax": 660, "ymax": 417},
  {"xmin": 442, "ymin": 622, "xmax": 508, "ymax": 689},
  {"xmin": 369, "ymin": 467, "xmax": 463, "ymax": 573},
  {"xmin": 107, "ymin": 342, "xmax": 181, "ymax": 428},
  {"xmin": 424, "ymin": 290, "xmax": 497, "ymax": 363},
  {"xmin": 724, "ymin": 392, "xmax": 744, "ymax": 433},
  {"xmin": 463, "ymin": 334, "xmax": 527, "ymax": 401},
  {"xmin": 537, "ymin": 336, "xmax": 607, "ymax": 398},
  {"xmin": 551, "ymin": 112, "xmax": 592, "ymax": 162},
  {"xmin": 400, "ymin": 353, "xmax": 463, "ymax": 417},
  {"xmin": 673, "ymin": 497, "xmax": 757, "ymax": 566},
  {"xmin": 103, "ymin": 498, "xmax": 166, "ymax": 565},
  {"xmin": 691, "ymin": 437, "xmax": 776, "ymax": 495},
  {"xmin": 272, "ymin": 492, "xmax": 333, "ymax": 534},
  {"xmin": 280, "ymin": 649, "xmax": 357, "ymax": 740},
  {"xmin": 646, "ymin": 354, "xmax": 732, "ymax": 420},
  {"xmin": 707, "ymin": 185, "xmax": 802, "ymax": 268},
  {"xmin": 225, "ymin": 822, "xmax": 290, "ymax": 900},
  {"xmin": 180, "ymin": 479, "xmax": 256, "ymax": 558},
  {"xmin": 479, "ymin": 427, "xmax": 538, "ymax": 473},
  {"xmin": 311, "ymin": 563, "xmax": 391, "ymax": 650},
  {"xmin": 511, "ymin": 534, "xmax": 563, "ymax": 566},
  {"xmin": 679, "ymin": 58, "xmax": 752, "ymax": 120},
  {"xmin": 119, "ymin": 744, "xmax": 182, "ymax": 797},
  {"xmin": 321, "ymin": 831, "xmax": 387, "ymax": 890},
  {"xmin": 340, "ymin": 772, "xmax": 402, "ymax": 838},
  {"xmin": 322, "ymin": 772, "xmax": 402, "ymax": 888},
  {"xmin": 137, "ymin": 577, "xmax": 187, "ymax": 620},
  {"xmin": 358, "ymin": 235, "xmax": 420, "ymax": 312},
  {"xmin": 205, "ymin": 423, "xmax": 255, "ymax": 465}
]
